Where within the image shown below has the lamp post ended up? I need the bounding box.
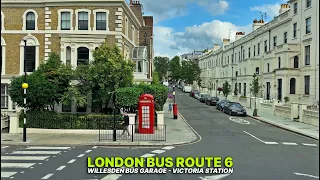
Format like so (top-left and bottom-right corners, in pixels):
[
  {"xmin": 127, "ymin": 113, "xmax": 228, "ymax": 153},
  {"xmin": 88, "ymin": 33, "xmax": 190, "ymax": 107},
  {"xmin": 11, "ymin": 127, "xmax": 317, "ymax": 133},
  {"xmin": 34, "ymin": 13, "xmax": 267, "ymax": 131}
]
[
  {"xmin": 112, "ymin": 92, "xmax": 116, "ymax": 141},
  {"xmin": 216, "ymin": 79, "xmax": 218, "ymax": 97},
  {"xmin": 22, "ymin": 39, "xmax": 28, "ymax": 142},
  {"xmin": 232, "ymin": 66, "xmax": 233, "ymax": 94}
]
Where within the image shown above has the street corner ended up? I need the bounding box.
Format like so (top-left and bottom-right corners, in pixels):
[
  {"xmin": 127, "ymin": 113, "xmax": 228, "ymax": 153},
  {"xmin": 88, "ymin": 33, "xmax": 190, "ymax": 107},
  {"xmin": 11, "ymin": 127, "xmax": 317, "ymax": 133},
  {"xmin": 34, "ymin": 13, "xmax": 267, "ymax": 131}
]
[{"xmin": 176, "ymin": 112, "xmax": 202, "ymax": 146}]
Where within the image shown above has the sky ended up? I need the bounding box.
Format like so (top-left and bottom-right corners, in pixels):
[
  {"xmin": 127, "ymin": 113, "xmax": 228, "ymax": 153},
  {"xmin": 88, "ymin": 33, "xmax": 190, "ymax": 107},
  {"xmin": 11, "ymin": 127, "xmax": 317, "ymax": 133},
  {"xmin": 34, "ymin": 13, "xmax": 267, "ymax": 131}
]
[{"xmin": 128, "ymin": 0, "xmax": 288, "ymax": 59}]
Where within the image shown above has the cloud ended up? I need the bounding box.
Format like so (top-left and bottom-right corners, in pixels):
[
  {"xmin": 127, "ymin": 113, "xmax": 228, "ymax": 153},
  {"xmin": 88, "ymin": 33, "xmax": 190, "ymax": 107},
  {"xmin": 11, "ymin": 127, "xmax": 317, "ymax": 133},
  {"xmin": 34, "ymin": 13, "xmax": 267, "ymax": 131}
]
[
  {"xmin": 154, "ymin": 20, "xmax": 252, "ymax": 59},
  {"xmin": 139, "ymin": 0, "xmax": 229, "ymax": 24},
  {"xmin": 250, "ymin": 1, "xmax": 285, "ymax": 18}
]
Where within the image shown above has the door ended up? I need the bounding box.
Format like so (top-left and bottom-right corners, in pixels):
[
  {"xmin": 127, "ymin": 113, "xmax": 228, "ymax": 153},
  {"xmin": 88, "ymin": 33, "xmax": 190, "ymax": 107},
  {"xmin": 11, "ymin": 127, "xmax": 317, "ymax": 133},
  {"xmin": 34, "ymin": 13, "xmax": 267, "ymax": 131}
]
[
  {"xmin": 244, "ymin": 83, "xmax": 246, "ymax": 97},
  {"xmin": 277, "ymin": 79, "xmax": 282, "ymax": 100},
  {"xmin": 266, "ymin": 82, "xmax": 271, "ymax": 100}
]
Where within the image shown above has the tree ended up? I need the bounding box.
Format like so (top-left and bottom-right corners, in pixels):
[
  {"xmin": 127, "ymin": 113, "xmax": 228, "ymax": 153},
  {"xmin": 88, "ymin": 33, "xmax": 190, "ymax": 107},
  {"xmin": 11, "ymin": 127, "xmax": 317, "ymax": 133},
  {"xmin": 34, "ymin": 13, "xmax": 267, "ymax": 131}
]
[
  {"xmin": 249, "ymin": 73, "xmax": 264, "ymax": 116},
  {"xmin": 152, "ymin": 71, "xmax": 160, "ymax": 85},
  {"xmin": 154, "ymin": 56, "xmax": 169, "ymax": 81},
  {"xmin": 222, "ymin": 81, "xmax": 231, "ymax": 99},
  {"xmin": 168, "ymin": 56, "xmax": 182, "ymax": 81},
  {"xmin": 234, "ymin": 83, "xmax": 238, "ymax": 95},
  {"xmin": 180, "ymin": 60, "xmax": 201, "ymax": 84},
  {"xmin": 62, "ymin": 43, "xmax": 135, "ymax": 113}
]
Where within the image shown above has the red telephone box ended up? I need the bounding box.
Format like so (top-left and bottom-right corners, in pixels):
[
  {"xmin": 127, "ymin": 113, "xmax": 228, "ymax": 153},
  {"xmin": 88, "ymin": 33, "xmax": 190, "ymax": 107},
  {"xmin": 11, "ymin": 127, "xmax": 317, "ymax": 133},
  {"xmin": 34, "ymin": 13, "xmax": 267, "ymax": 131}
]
[{"xmin": 138, "ymin": 94, "xmax": 155, "ymax": 134}]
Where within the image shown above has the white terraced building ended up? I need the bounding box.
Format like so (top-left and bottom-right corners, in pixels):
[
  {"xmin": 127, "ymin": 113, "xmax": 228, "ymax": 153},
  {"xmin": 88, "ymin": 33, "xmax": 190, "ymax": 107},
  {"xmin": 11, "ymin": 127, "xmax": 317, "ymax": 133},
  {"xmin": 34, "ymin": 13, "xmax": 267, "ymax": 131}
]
[{"xmin": 198, "ymin": 1, "xmax": 319, "ymax": 105}]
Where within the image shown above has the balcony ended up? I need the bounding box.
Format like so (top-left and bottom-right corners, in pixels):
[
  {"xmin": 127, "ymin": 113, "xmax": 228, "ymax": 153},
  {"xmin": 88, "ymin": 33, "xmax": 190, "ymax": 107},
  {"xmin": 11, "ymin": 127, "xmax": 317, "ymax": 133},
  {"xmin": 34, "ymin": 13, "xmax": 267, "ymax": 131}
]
[{"xmin": 132, "ymin": 46, "xmax": 150, "ymax": 82}]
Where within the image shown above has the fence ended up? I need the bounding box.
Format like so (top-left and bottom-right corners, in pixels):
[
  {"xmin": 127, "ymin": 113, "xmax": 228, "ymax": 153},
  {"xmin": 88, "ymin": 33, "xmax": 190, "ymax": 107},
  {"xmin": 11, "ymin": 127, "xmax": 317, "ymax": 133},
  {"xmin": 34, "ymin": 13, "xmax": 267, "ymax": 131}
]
[{"xmin": 99, "ymin": 123, "xmax": 166, "ymax": 142}]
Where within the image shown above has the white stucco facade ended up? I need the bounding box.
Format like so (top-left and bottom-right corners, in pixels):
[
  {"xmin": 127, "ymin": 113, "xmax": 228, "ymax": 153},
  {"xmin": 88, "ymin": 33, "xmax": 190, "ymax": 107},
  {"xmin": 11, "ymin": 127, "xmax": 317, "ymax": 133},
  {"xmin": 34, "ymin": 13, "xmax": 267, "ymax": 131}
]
[{"xmin": 199, "ymin": 1, "xmax": 319, "ymax": 105}]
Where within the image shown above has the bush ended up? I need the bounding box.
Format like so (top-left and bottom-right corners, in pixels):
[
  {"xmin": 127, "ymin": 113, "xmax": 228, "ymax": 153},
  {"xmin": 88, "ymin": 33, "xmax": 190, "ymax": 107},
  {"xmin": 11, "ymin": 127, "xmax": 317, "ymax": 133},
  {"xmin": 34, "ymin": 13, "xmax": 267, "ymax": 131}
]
[
  {"xmin": 115, "ymin": 87, "xmax": 143, "ymax": 113},
  {"xmin": 134, "ymin": 84, "xmax": 168, "ymax": 111},
  {"xmin": 19, "ymin": 110, "xmax": 123, "ymax": 129}
]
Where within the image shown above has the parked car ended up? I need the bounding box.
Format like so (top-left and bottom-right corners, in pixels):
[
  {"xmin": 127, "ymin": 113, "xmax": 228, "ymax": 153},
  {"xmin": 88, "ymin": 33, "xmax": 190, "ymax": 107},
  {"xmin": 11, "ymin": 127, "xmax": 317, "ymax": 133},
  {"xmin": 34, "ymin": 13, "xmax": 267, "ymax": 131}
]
[
  {"xmin": 189, "ymin": 90, "xmax": 199, "ymax": 97},
  {"xmin": 199, "ymin": 94, "xmax": 210, "ymax": 103},
  {"xmin": 205, "ymin": 97, "xmax": 220, "ymax": 106},
  {"xmin": 194, "ymin": 92, "xmax": 201, "ymax": 99},
  {"xmin": 222, "ymin": 102, "xmax": 247, "ymax": 116},
  {"xmin": 183, "ymin": 86, "xmax": 192, "ymax": 93},
  {"xmin": 216, "ymin": 100, "xmax": 229, "ymax": 111}
]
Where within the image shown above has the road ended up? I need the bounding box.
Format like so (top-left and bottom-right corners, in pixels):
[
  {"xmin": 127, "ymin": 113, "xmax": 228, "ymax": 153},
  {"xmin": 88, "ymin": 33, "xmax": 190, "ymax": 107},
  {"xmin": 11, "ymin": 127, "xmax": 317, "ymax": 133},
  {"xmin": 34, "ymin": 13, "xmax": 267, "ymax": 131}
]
[{"xmin": 1, "ymin": 89, "xmax": 319, "ymax": 180}]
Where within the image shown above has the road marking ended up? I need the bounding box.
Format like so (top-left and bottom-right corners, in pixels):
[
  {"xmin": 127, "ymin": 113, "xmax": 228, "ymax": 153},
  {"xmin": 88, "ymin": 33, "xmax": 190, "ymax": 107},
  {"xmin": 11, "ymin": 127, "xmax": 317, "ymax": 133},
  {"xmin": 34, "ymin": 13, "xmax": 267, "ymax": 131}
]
[
  {"xmin": 2, "ymin": 146, "xmax": 9, "ymax": 149},
  {"xmin": 85, "ymin": 150, "xmax": 92, "ymax": 153},
  {"xmin": 243, "ymin": 131, "xmax": 265, "ymax": 143},
  {"xmin": 302, "ymin": 143, "xmax": 317, "ymax": 147},
  {"xmin": 199, "ymin": 174, "xmax": 231, "ymax": 180},
  {"xmin": 1, "ymin": 172, "xmax": 17, "ymax": 178},
  {"xmin": 264, "ymin": 142, "xmax": 278, "ymax": 145},
  {"xmin": 11, "ymin": 151, "xmax": 61, "ymax": 155},
  {"xmin": 229, "ymin": 117, "xmax": 250, "ymax": 124},
  {"xmin": 92, "ymin": 146, "xmax": 98, "ymax": 149},
  {"xmin": 26, "ymin": 147, "xmax": 70, "ymax": 150},
  {"xmin": 77, "ymin": 154, "xmax": 85, "ymax": 157},
  {"xmin": 68, "ymin": 159, "xmax": 76, "ymax": 163},
  {"xmin": 294, "ymin": 172, "xmax": 319, "ymax": 179},
  {"xmin": 41, "ymin": 173, "xmax": 54, "ymax": 179},
  {"xmin": 2, "ymin": 163, "xmax": 35, "ymax": 168},
  {"xmin": 151, "ymin": 150, "xmax": 166, "ymax": 154},
  {"xmin": 162, "ymin": 146, "xmax": 175, "ymax": 150},
  {"xmin": 140, "ymin": 153, "xmax": 155, "ymax": 157},
  {"xmin": 1, "ymin": 156, "xmax": 50, "ymax": 160},
  {"xmin": 282, "ymin": 142, "xmax": 298, "ymax": 145},
  {"xmin": 56, "ymin": 165, "xmax": 66, "ymax": 170},
  {"xmin": 101, "ymin": 174, "xmax": 122, "ymax": 180}
]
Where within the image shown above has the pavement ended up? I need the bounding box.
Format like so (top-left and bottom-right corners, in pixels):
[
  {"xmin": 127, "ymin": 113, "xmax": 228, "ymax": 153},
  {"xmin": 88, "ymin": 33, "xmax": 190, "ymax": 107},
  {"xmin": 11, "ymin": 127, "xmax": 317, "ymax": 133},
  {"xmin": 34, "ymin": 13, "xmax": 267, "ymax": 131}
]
[{"xmin": 1, "ymin": 89, "xmax": 319, "ymax": 180}]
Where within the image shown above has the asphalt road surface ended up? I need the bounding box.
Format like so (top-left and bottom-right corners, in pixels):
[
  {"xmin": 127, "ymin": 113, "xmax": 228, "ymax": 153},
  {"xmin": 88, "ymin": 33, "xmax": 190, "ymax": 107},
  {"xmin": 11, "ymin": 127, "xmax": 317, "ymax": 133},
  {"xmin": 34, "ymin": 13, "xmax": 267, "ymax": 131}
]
[{"xmin": 1, "ymin": 89, "xmax": 319, "ymax": 180}]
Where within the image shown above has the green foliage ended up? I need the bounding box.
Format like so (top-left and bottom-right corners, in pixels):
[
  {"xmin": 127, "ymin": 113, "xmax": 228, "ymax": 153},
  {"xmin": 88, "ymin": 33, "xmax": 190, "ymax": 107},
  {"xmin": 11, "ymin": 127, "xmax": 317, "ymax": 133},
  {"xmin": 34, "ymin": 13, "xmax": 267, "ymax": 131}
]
[
  {"xmin": 134, "ymin": 84, "xmax": 168, "ymax": 111},
  {"xmin": 234, "ymin": 83, "xmax": 238, "ymax": 95},
  {"xmin": 19, "ymin": 110, "xmax": 123, "ymax": 129},
  {"xmin": 180, "ymin": 60, "xmax": 201, "ymax": 84},
  {"xmin": 284, "ymin": 96, "xmax": 290, "ymax": 103},
  {"xmin": 152, "ymin": 71, "xmax": 160, "ymax": 85},
  {"xmin": 222, "ymin": 81, "xmax": 231, "ymax": 99},
  {"xmin": 62, "ymin": 43, "xmax": 135, "ymax": 113},
  {"xmin": 9, "ymin": 72, "xmax": 59, "ymax": 110},
  {"xmin": 249, "ymin": 73, "xmax": 264, "ymax": 98},
  {"xmin": 168, "ymin": 56, "xmax": 182, "ymax": 81},
  {"xmin": 154, "ymin": 56, "xmax": 169, "ymax": 81},
  {"xmin": 115, "ymin": 87, "xmax": 143, "ymax": 111}
]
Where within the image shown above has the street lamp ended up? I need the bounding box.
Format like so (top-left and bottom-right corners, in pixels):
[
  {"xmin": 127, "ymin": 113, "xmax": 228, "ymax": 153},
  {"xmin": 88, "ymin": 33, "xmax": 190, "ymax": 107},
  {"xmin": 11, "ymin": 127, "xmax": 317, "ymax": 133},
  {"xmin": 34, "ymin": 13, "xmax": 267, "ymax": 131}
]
[
  {"xmin": 22, "ymin": 39, "xmax": 28, "ymax": 142},
  {"xmin": 112, "ymin": 64, "xmax": 124, "ymax": 141},
  {"xmin": 216, "ymin": 79, "xmax": 218, "ymax": 97},
  {"xmin": 232, "ymin": 66, "xmax": 233, "ymax": 93}
]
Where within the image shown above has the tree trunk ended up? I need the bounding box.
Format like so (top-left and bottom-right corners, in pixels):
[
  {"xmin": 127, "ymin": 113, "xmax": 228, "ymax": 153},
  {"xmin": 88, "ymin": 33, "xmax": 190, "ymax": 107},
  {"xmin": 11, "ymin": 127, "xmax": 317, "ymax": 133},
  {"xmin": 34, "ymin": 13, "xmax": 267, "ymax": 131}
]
[{"xmin": 253, "ymin": 97, "xmax": 258, "ymax": 116}]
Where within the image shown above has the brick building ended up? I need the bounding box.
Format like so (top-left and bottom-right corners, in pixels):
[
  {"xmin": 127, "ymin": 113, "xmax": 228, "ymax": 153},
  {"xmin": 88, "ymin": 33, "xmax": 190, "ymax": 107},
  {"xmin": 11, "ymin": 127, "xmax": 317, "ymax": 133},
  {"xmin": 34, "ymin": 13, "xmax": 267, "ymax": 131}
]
[{"xmin": 1, "ymin": 0, "xmax": 154, "ymax": 112}]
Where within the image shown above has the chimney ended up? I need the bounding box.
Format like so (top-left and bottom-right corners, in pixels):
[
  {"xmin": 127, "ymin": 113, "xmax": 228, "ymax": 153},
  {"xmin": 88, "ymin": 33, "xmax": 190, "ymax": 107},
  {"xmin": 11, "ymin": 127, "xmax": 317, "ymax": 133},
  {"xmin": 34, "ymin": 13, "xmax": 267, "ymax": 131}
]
[
  {"xmin": 213, "ymin": 44, "xmax": 220, "ymax": 51},
  {"xmin": 279, "ymin": 4, "xmax": 290, "ymax": 14},
  {"xmin": 252, "ymin": 19, "xmax": 265, "ymax": 31},
  {"xmin": 130, "ymin": 1, "xmax": 144, "ymax": 24},
  {"xmin": 222, "ymin": 38, "xmax": 230, "ymax": 48},
  {"xmin": 235, "ymin": 32, "xmax": 245, "ymax": 41}
]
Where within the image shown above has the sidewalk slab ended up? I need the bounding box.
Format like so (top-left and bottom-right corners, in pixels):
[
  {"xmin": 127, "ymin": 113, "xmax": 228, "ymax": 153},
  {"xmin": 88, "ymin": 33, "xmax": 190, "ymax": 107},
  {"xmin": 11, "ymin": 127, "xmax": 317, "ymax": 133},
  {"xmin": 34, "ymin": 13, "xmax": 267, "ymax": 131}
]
[
  {"xmin": 1, "ymin": 101, "xmax": 199, "ymax": 146},
  {"xmin": 246, "ymin": 107, "xmax": 319, "ymax": 140}
]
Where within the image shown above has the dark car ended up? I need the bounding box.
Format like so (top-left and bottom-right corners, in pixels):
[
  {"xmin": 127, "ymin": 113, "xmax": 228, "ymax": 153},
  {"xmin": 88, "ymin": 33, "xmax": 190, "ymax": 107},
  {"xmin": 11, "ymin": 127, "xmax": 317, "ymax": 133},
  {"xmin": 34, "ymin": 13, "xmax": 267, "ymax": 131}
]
[
  {"xmin": 205, "ymin": 97, "xmax": 220, "ymax": 106},
  {"xmin": 199, "ymin": 94, "xmax": 210, "ymax": 103},
  {"xmin": 216, "ymin": 100, "xmax": 229, "ymax": 110},
  {"xmin": 223, "ymin": 102, "xmax": 247, "ymax": 116}
]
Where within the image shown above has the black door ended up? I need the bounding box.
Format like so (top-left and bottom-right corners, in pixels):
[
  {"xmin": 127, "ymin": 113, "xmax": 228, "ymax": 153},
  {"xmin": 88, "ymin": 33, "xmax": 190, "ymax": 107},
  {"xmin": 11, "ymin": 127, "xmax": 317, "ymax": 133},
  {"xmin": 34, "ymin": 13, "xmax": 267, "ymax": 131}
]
[
  {"xmin": 277, "ymin": 79, "xmax": 282, "ymax": 100},
  {"xmin": 244, "ymin": 83, "xmax": 246, "ymax": 97},
  {"xmin": 266, "ymin": 82, "xmax": 270, "ymax": 100}
]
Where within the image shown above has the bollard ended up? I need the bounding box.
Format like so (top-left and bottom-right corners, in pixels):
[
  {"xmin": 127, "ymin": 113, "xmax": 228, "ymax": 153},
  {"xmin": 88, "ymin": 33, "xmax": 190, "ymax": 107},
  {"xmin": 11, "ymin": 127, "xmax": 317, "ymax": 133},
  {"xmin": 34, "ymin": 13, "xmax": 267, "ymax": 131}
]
[{"xmin": 173, "ymin": 103, "xmax": 178, "ymax": 119}]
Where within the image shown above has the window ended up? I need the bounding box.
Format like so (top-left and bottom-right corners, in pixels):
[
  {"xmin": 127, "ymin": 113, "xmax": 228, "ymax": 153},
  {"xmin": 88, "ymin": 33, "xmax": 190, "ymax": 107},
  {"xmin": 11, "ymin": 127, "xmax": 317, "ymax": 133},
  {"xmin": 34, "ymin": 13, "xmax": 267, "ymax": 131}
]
[
  {"xmin": 284, "ymin": 32, "xmax": 287, "ymax": 43},
  {"xmin": 267, "ymin": 63, "xmax": 270, "ymax": 72},
  {"xmin": 257, "ymin": 43, "xmax": 260, "ymax": 55},
  {"xmin": 96, "ymin": 12, "xmax": 106, "ymax": 30},
  {"xmin": 132, "ymin": 26, "xmax": 135, "ymax": 42},
  {"xmin": 304, "ymin": 76, "xmax": 310, "ymax": 95},
  {"xmin": 78, "ymin": 12, "xmax": 88, "ymax": 30},
  {"xmin": 306, "ymin": 17, "xmax": 311, "ymax": 34},
  {"xmin": 293, "ymin": 23, "xmax": 297, "ymax": 38},
  {"xmin": 235, "ymin": 53, "xmax": 236, "ymax": 61},
  {"xmin": 231, "ymin": 54, "xmax": 233, "ymax": 63},
  {"xmin": 77, "ymin": 47, "xmax": 89, "ymax": 65},
  {"xmin": 61, "ymin": 12, "xmax": 70, "ymax": 30},
  {"xmin": 248, "ymin": 48, "xmax": 251, "ymax": 58},
  {"xmin": 239, "ymin": 83, "xmax": 241, "ymax": 94},
  {"xmin": 135, "ymin": 61, "xmax": 143, "ymax": 72},
  {"xmin": 278, "ymin": 57, "xmax": 281, "ymax": 68},
  {"xmin": 293, "ymin": 56, "xmax": 299, "ymax": 68},
  {"xmin": 1, "ymin": 11, "xmax": 4, "ymax": 30},
  {"xmin": 26, "ymin": 12, "xmax": 35, "ymax": 30},
  {"xmin": 25, "ymin": 46, "xmax": 36, "ymax": 72},
  {"xmin": 1, "ymin": 83, "xmax": 8, "ymax": 109},
  {"xmin": 306, "ymin": 0, "xmax": 311, "ymax": 8},
  {"xmin": 290, "ymin": 78, "xmax": 296, "ymax": 94},
  {"xmin": 253, "ymin": 45, "xmax": 256, "ymax": 56},
  {"xmin": 228, "ymin": 56, "xmax": 229, "ymax": 64},
  {"xmin": 264, "ymin": 40, "xmax": 268, "ymax": 52},
  {"xmin": 294, "ymin": 3, "xmax": 298, "ymax": 14},
  {"xmin": 235, "ymin": 71, "xmax": 238, "ymax": 76},
  {"xmin": 273, "ymin": 36, "xmax": 277, "ymax": 48},
  {"xmin": 66, "ymin": 46, "xmax": 71, "ymax": 65},
  {"xmin": 305, "ymin": 45, "xmax": 310, "ymax": 65},
  {"xmin": 62, "ymin": 99, "xmax": 72, "ymax": 112},
  {"xmin": 125, "ymin": 17, "xmax": 129, "ymax": 36},
  {"xmin": 255, "ymin": 67, "xmax": 259, "ymax": 74},
  {"xmin": 242, "ymin": 49, "xmax": 245, "ymax": 59},
  {"xmin": 238, "ymin": 51, "xmax": 240, "ymax": 60}
]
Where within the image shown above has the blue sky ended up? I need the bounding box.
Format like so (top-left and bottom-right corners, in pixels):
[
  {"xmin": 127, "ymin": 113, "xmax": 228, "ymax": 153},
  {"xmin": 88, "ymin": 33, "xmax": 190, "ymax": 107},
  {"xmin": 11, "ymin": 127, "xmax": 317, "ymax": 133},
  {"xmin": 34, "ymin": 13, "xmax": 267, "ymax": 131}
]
[{"xmin": 133, "ymin": 0, "xmax": 286, "ymax": 58}]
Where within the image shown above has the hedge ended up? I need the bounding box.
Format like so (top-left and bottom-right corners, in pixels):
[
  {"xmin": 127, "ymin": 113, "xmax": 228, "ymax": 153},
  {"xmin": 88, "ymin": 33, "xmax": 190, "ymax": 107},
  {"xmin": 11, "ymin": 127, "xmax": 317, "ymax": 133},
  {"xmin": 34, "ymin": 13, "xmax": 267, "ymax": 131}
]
[{"xmin": 19, "ymin": 110, "xmax": 123, "ymax": 129}]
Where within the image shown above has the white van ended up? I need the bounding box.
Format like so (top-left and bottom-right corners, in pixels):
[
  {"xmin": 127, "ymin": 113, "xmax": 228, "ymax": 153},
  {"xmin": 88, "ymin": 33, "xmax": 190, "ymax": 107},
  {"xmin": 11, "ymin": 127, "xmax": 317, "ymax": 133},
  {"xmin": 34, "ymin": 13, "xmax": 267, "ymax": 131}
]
[{"xmin": 183, "ymin": 86, "xmax": 192, "ymax": 93}]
